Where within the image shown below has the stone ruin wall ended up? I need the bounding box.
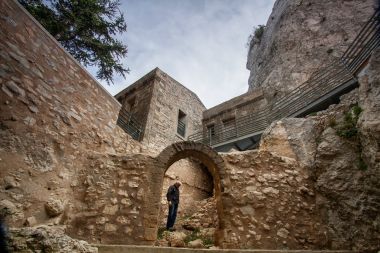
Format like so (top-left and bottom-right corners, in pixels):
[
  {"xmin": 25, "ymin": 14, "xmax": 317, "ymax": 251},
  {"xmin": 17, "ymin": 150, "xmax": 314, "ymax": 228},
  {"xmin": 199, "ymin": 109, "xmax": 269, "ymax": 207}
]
[
  {"xmin": 247, "ymin": 0, "xmax": 374, "ymax": 98},
  {"xmin": 60, "ymin": 141, "xmax": 333, "ymax": 249},
  {"xmin": 0, "ymin": 0, "xmax": 143, "ymax": 237},
  {"xmin": 219, "ymin": 150, "xmax": 328, "ymax": 249}
]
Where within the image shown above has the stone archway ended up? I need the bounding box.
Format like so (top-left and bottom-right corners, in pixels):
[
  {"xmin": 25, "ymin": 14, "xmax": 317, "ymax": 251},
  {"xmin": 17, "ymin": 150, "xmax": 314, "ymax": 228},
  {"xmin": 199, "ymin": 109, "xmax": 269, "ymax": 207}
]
[{"xmin": 153, "ymin": 141, "xmax": 227, "ymax": 246}]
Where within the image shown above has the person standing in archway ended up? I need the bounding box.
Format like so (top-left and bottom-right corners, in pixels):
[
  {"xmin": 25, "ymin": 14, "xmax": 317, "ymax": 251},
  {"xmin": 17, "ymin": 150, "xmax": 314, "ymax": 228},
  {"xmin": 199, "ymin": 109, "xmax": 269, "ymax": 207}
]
[{"xmin": 166, "ymin": 181, "xmax": 181, "ymax": 231}]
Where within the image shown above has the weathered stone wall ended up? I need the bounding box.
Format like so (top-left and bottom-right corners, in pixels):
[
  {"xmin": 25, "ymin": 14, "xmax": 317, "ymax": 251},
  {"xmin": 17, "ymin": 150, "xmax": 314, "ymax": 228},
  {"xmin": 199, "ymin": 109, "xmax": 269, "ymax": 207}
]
[
  {"xmin": 200, "ymin": 90, "xmax": 267, "ymax": 151},
  {"xmin": 202, "ymin": 90, "xmax": 266, "ymax": 126},
  {"xmin": 63, "ymin": 142, "xmax": 225, "ymax": 246},
  {"xmin": 220, "ymin": 150, "xmax": 327, "ymax": 249},
  {"xmin": 247, "ymin": 0, "xmax": 374, "ymax": 97},
  {"xmin": 67, "ymin": 153, "xmax": 160, "ymax": 245},
  {"xmin": 0, "ymin": 0, "xmax": 142, "ymax": 235},
  {"xmin": 143, "ymin": 69, "xmax": 206, "ymax": 151},
  {"xmin": 115, "ymin": 71, "xmax": 156, "ymax": 138}
]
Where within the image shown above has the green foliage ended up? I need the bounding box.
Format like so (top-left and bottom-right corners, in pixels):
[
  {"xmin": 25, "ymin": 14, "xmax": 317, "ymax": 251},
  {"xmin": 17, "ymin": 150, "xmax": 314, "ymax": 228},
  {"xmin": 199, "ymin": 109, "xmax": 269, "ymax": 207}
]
[
  {"xmin": 184, "ymin": 228, "xmax": 201, "ymax": 244},
  {"xmin": 19, "ymin": 0, "xmax": 129, "ymax": 84},
  {"xmin": 254, "ymin": 25, "xmax": 265, "ymax": 41},
  {"xmin": 157, "ymin": 227, "xmax": 166, "ymax": 240},
  {"xmin": 246, "ymin": 25, "xmax": 265, "ymax": 49},
  {"xmin": 329, "ymin": 105, "xmax": 367, "ymax": 170},
  {"xmin": 183, "ymin": 228, "xmax": 214, "ymax": 247},
  {"xmin": 335, "ymin": 105, "xmax": 362, "ymax": 139},
  {"xmin": 202, "ymin": 236, "xmax": 214, "ymax": 247},
  {"xmin": 352, "ymin": 105, "xmax": 363, "ymax": 116}
]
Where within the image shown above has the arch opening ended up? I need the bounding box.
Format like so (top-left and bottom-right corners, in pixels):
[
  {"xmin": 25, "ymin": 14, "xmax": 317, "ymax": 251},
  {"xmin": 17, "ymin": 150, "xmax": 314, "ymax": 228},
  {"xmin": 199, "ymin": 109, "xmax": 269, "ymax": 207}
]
[{"xmin": 153, "ymin": 142, "xmax": 226, "ymax": 247}]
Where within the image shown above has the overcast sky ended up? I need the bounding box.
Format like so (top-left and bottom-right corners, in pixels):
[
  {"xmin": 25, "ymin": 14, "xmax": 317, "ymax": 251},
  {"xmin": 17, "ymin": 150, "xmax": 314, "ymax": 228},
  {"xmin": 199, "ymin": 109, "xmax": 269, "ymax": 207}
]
[{"xmin": 92, "ymin": 0, "xmax": 275, "ymax": 109}]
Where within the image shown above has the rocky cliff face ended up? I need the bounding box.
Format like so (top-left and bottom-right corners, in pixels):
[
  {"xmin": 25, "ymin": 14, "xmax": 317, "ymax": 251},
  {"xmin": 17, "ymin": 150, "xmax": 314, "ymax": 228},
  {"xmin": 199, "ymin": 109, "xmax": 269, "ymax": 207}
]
[
  {"xmin": 258, "ymin": 49, "xmax": 380, "ymax": 251},
  {"xmin": 247, "ymin": 0, "xmax": 374, "ymax": 96}
]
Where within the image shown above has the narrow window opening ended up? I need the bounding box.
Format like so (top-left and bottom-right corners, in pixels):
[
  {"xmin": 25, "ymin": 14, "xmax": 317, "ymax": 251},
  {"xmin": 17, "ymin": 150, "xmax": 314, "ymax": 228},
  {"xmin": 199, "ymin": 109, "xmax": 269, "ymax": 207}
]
[{"xmin": 177, "ymin": 110, "xmax": 186, "ymax": 137}]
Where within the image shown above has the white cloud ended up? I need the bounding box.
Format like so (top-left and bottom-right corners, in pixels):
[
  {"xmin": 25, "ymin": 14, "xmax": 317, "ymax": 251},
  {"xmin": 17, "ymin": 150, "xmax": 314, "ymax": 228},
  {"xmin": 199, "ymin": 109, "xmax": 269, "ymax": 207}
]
[{"xmin": 91, "ymin": 0, "xmax": 275, "ymax": 108}]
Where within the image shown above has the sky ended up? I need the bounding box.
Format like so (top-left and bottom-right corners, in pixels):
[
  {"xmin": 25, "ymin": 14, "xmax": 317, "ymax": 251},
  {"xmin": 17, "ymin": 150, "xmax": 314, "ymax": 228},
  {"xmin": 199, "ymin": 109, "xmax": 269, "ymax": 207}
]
[{"xmin": 91, "ymin": 0, "xmax": 275, "ymax": 109}]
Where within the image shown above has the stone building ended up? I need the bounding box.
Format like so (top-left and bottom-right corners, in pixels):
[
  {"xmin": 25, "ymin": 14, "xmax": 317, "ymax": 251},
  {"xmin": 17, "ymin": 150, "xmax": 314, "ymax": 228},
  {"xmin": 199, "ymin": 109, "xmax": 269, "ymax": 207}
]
[
  {"xmin": 115, "ymin": 67, "xmax": 205, "ymax": 152},
  {"xmin": 114, "ymin": 68, "xmax": 213, "ymax": 225},
  {"xmin": 197, "ymin": 89, "xmax": 267, "ymax": 152}
]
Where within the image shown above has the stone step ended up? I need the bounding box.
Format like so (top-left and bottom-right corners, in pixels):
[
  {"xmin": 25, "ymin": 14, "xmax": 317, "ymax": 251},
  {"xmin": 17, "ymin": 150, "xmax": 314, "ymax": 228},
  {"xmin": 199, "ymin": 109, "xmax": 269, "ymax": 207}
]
[{"xmin": 95, "ymin": 245, "xmax": 356, "ymax": 253}]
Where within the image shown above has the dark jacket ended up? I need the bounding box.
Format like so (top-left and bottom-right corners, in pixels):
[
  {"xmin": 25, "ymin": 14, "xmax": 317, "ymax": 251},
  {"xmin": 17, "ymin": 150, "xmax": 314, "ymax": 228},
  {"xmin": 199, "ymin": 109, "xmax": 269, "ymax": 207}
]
[{"xmin": 166, "ymin": 184, "xmax": 180, "ymax": 204}]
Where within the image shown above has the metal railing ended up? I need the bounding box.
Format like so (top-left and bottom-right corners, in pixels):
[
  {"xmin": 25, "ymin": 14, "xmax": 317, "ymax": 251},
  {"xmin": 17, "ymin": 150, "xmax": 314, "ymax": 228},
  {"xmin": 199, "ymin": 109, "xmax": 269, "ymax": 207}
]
[
  {"xmin": 116, "ymin": 108, "xmax": 143, "ymax": 141},
  {"xmin": 189, "ymin": 10, "xmax": 380, "ymax": 147}
]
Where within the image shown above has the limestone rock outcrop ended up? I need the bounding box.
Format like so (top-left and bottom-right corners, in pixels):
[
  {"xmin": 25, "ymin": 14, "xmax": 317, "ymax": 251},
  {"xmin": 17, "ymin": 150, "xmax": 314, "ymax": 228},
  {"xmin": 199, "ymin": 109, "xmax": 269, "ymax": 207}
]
[
  {"xmin": 260, "ymin": 118, "xmax": 318, "ymax": 168},
  {"xmin": 181, "ymin": 197, "xmax": 218, "ymax": 231},
  {"xmin": 8, "ymin": 225, "xmax": 98, "ymax": 253},
  {"xmin": 310, "ymin": 49, "xmax": 380, "ymax": 252},
  {"xmin": 247, "ymin": 0, "xmax": 374, "ymax": 97},
  {"xmin": 165, "ymin": 231, "xmax": 187, "ymax": 247},
  {"xmin": 358, "ymin": 48, "xmax": 380, "ymax": 169},
  {"xmin": 254, "ymin": 50, "xmax": 380, "ymax": 251},
  {"xmin": 45, "ymin": 198, "xmax": 64, "ymax": 217}
]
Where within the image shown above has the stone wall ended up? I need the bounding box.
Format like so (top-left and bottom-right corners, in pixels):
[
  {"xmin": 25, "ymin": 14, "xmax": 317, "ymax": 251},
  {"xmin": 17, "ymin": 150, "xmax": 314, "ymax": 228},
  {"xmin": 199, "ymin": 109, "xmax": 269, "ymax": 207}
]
[
  {"xmin": 200, "ymin": 90, "xmax": 267, "ymax": 151},
  {"xmin": 220, "ymin": 150, "xmax": 327, "ymax": 249},
  {"xmin": 247, "ymin": 0, "xmax": 374, "ymax": 97},
  {"xmin": 66, "ymin": 153, "xmax": 160, "ymax": 245},
  {"xmin": 0, "ymin": 0, "xmax": 142, "ymax": 234},
  {"xmin": 202, "ymin": 90, "xmax": 266, "ymax": 126},
  {"xmin": 63, "ymin": 142, "xmax": 224, "ymax": 246},
  {"xmin": 203, "ymin": 90, "xmax": 265, "ymax": 121},
  {"xmin": 115, "ymin": 70, "xmax": 156, "ymax": 138}
]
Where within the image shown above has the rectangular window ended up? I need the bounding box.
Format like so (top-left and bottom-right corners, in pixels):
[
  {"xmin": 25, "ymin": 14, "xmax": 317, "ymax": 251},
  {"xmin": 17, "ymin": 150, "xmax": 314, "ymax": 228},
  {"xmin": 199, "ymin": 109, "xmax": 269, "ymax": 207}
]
[{"xmin": 177, "ymin": 110, "xmax": 186, "ymax": 137}]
